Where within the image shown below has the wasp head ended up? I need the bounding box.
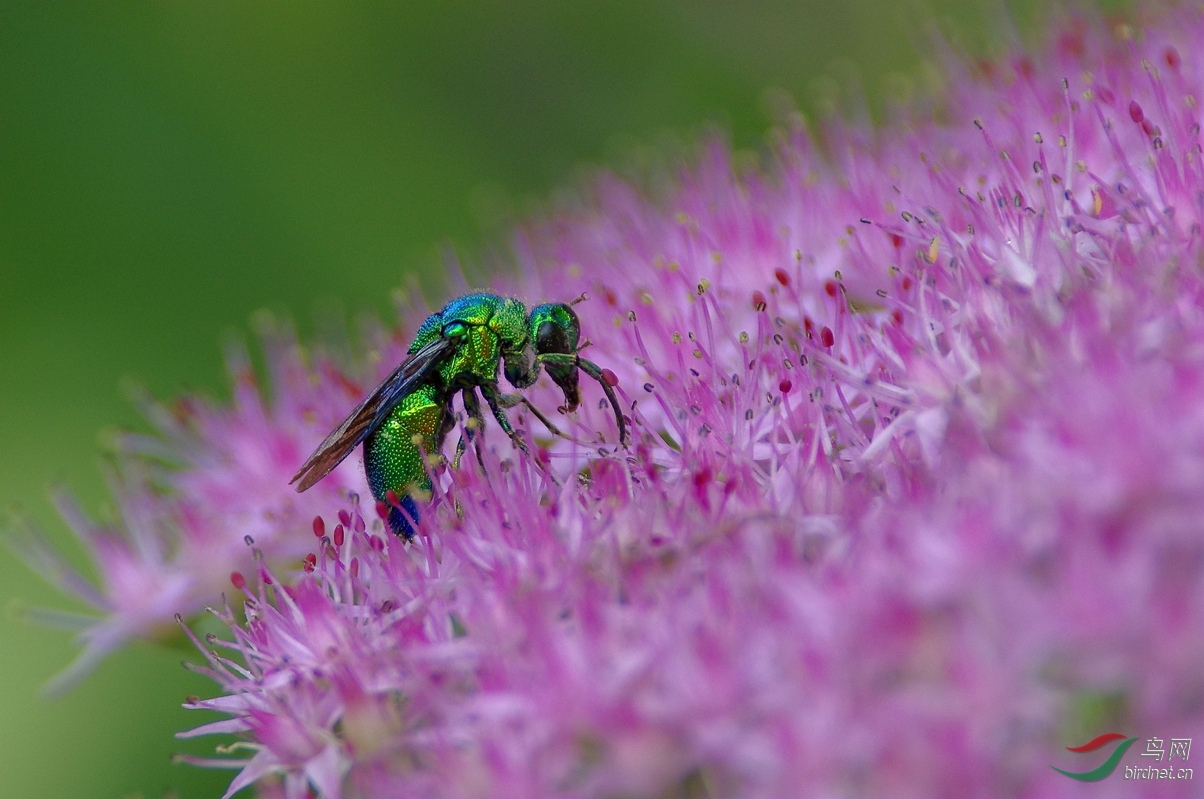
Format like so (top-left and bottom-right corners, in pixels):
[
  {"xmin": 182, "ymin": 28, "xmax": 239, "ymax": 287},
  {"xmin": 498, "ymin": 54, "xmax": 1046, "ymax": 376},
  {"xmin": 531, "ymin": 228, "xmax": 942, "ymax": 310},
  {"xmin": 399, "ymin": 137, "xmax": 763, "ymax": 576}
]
[{"xmin": 528, "ymin": 302, "xmax": 581, "ymax": 411}]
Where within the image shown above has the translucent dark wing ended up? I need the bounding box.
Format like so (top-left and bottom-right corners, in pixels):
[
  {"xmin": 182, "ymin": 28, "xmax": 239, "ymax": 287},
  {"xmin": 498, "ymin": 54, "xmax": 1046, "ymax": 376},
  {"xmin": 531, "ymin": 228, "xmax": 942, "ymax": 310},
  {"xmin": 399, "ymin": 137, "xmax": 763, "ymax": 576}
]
[{"xmin": 291, "ymin": 336, "xmax": 454, "ymax": 492}]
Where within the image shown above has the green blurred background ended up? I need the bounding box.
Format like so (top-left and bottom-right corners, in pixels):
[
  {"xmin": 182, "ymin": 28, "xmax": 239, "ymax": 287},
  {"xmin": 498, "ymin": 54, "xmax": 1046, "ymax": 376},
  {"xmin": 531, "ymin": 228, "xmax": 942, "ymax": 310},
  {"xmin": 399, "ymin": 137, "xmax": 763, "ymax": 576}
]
[{"xmin": 0, "ymin": 2, "xmax": 1108, "ymax": 796}]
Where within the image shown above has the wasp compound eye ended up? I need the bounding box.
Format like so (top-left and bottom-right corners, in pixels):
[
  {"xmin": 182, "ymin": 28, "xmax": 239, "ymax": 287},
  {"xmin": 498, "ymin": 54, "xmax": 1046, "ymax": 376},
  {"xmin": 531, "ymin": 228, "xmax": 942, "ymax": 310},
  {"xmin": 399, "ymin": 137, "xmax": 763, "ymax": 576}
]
[
  {"xmin": 536, "ymin": 320, "xmax": 572, "ymax": 354},
  {"xmin": 529, "ymin": 302, "xmax": 580, "ymax": 354}
]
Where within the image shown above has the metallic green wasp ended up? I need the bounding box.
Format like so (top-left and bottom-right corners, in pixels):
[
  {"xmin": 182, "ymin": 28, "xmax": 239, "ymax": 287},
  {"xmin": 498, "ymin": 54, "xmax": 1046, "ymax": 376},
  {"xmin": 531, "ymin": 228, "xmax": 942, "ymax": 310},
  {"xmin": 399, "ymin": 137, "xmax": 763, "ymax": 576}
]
[{"xmin": 290, "ymin": 292, "xmax": 627, "ymax": 536}]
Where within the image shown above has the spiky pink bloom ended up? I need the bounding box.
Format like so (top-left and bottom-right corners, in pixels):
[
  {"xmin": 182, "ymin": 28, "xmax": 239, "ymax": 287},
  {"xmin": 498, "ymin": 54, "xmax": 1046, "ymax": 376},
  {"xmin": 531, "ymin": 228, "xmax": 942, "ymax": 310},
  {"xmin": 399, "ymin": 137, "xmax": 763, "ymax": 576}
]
[{"xmin": 17, "ymin": 7, "xmax": 1204, "ymax": 797}]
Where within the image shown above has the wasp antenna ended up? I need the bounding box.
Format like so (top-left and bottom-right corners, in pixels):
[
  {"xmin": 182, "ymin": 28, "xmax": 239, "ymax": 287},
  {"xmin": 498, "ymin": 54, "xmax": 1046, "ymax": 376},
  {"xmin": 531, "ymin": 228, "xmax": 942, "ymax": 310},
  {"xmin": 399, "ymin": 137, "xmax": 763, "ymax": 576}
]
[
  {"xmin": 569, "ymin": 292, "xmax": 589, "ymax": 306},
  {"xmin": 577, "ymin": 357, "xmax": 629, "ymax": 447}
]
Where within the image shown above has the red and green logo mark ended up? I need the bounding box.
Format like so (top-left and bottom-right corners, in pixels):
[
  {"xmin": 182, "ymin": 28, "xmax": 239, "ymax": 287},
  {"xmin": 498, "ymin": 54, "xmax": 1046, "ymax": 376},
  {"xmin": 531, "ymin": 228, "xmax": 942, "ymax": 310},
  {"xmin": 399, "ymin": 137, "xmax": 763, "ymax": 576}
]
[{"xmin": 1052, "ymin": 733, "xmax": 1140, "ymax": 782}]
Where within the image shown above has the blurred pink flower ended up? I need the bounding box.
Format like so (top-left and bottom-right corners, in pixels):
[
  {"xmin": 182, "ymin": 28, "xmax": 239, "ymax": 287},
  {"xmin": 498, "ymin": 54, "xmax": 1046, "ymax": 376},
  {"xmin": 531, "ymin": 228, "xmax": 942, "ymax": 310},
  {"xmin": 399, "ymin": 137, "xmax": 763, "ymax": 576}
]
[
  {"xmin": 6, "ymin": 317, "xmax": 412, "ymax": 694},
  {"xmin": 15, "ymin": 7, "xmax": 1204, "ymax": 797}
]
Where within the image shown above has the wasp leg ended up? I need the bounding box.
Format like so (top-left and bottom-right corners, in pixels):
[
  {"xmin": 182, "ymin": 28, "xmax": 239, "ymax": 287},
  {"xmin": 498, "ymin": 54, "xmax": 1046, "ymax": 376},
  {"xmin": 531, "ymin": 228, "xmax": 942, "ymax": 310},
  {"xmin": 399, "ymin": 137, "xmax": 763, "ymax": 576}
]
[
  {"xmin": 482, "ymin": 382, "xmax": 565, "ymax": 487},
  {"xmin": 454, "ymin": 387, "xmax": 489, "ymax": 471},
  {"xmin": 479, "ymin": 383, "xmax": 530, "ymax": 455},
  {"xmin": 494, "ymin": 391, "xmax": 573, "ymax": 441},
  {"xmin": 537, "ymin": 353, "xmax": 629, "ymax": 447}
]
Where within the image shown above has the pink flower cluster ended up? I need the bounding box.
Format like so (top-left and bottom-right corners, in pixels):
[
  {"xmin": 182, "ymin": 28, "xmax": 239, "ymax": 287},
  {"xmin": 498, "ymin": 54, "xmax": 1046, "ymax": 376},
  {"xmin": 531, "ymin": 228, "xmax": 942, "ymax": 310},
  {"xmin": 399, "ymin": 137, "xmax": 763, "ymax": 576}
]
[{"xmin": 16, "ymin": 8, "xmax": 1204, "ymax": 797}]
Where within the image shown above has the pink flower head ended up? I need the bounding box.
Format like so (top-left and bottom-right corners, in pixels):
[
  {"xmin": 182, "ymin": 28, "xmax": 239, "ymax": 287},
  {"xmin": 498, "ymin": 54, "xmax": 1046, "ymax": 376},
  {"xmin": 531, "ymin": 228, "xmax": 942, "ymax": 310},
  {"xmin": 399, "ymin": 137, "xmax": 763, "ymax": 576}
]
[{"xmin": 14, "ymin": 6, "xmax": 1204, "ymax": 797}]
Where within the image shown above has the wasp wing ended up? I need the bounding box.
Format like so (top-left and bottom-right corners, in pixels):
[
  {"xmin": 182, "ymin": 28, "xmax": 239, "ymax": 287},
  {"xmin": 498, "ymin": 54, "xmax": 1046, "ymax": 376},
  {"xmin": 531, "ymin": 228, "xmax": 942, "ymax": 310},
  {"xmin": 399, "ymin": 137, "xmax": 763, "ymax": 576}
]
[{"xmin": 291, "ymin": 336, "xmax": 454, "ymax": 492}]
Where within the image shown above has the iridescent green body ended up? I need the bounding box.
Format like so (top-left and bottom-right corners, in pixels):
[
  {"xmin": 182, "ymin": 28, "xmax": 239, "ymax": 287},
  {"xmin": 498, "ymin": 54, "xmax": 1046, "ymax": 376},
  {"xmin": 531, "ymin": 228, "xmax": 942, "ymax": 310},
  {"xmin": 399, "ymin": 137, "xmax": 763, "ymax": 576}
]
[
  {"xmin": 362, "ymin": 382, "xmax": 445, "ymax": 530},
  {"xmin": 291, "ymin": 291, "xmax": 627, "ymax": 538},
  {"xmin": 364, "ymin": 292, "xmax": 532, "ymax": 534}
]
